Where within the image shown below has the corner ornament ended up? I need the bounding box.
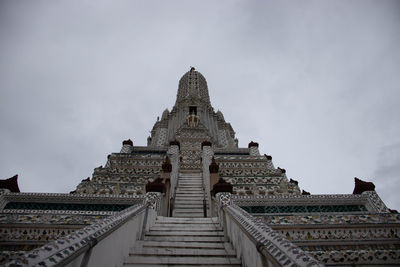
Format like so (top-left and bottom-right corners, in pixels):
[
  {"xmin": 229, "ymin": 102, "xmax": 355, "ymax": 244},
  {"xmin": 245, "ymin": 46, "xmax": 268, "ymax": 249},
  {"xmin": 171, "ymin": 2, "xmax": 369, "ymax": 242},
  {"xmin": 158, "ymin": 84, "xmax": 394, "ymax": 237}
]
[
  {"xmin": 145, "ymin": 192, "xmax": 161, "ymax": 210},
  {"xmin": 216, "ymin": 192, "xmax": 232, "ymax": 207}
]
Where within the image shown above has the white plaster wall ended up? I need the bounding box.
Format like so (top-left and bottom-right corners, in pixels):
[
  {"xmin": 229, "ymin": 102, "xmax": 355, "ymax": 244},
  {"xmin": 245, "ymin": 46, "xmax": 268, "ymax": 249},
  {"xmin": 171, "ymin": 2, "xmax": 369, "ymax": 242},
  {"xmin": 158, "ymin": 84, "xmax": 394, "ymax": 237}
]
[
  {"xmin": 202, "ymin": 146, "xmax": 213, "ymax": 216},
  {"xmin": 168, "ymin": 145, "xmax": 180, "ymax": 197},
  {"xmin": 66, "ymin": 209, "xmax": 157, "ymax": 267},
  {"xmin": 224, "ymin": 211, "xmax": 273, "ymax": 267}
]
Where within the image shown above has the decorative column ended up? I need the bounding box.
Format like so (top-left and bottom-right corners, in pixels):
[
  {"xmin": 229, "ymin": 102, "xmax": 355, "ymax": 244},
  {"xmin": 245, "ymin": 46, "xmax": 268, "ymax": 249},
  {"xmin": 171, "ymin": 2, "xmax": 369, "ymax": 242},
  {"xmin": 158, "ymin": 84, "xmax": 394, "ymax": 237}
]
[
  {"xmin": 161, "ymin": 156, "xmax": 172, "ymax": 216},
  {"xmin": 143, "ymin": 192, "xmax": 162, "ymax": 234},
  {"xmin": 120, "ymin": 139, "xmax": 134, "ymax": 153},
  {"xmin": 209, "ymin": 157, "xmax": 219, "ymax": 189},
  {"xmin": 202, "ymin": 141, "xmax": 213, "ymax": 217},
  {"xmin": 167, "ymin": 141, "xmax": 180, "ymax": 197},
  {"xmin": 215, "ymin": 192, "xmax": 232, "ymax": 241},
  {"xmin": 209, "ymin": 155, "xmax": 233, "ymax": 217},
  {"xmin": 248, "ymin": 141, "xmax": 260, "ymax": 156},
  {"xmin": 167, "ymin": 141, "xmax": 180, "ymax": 216}
]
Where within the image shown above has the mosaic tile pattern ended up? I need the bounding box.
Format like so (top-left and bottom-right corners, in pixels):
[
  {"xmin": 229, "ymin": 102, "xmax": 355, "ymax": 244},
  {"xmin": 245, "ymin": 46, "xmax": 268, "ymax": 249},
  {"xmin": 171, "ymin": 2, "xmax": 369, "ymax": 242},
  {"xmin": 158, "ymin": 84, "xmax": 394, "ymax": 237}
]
[
  {"xmin": 278, "ymin": 226, "xmax": 400, "ymax": 242},
  {"xmin": 0, "ymin": 213, "xmax": 107, "ymax": 225},
  {"xmin": 310, "ymin": 249, "xmax": 400, "ymax": 265},
  {"xmin": 260, "ymin": 213, "xmax": 400, "ymax": 226}
]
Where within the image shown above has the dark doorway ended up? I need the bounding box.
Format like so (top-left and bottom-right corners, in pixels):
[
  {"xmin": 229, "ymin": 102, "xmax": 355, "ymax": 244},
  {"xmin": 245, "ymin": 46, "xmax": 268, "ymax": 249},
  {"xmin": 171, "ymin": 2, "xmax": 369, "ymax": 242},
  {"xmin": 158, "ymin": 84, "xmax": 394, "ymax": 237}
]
[{"xmin": 189, "ymin": 106, "xmax": 197, "ymax": 115}]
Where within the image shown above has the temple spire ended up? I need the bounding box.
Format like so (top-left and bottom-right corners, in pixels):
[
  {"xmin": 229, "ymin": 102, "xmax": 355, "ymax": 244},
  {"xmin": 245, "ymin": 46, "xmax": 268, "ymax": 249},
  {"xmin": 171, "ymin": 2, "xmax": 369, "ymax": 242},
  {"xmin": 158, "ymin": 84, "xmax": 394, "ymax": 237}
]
[{"xmin": 175, "ymin": 67, "xmax": 211, "ymax": 108}]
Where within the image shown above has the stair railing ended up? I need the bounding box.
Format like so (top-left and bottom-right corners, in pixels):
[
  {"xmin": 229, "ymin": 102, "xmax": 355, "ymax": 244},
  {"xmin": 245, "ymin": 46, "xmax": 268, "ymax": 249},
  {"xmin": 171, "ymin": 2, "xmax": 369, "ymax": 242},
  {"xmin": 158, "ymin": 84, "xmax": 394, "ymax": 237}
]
[
  {"xmin": 202, "ymin": 172, "xmax": 207, "ymax": 217},
  {"xmin": 202, "ymin": 185, "xmax": 207, "ymax": 217},
  {"xmin": 167, "ymin": 145, "xmax": 179, "ymax": 217},
  {"xmin": 215, "ymin": 193, "xmax": 324, "ymax": 267},
  {"xmin": 6, "ymin": 193, "xmax": 161, "ymax": 267},
  {"xmin": 170, "ymin": 185, "xmax": 177, "ymax": 217}
]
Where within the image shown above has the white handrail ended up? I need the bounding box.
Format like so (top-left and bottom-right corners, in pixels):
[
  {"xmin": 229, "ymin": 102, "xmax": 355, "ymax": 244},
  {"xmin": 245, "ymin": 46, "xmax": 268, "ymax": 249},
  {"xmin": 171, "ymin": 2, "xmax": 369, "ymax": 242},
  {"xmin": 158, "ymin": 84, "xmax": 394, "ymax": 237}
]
[
  {"xmin": 216, "ymin": 193, "xmax": 324, "ymax": 267},
  {"xmin": 6, "ymin": 192, "xmax": 162, "ymax": 267}
]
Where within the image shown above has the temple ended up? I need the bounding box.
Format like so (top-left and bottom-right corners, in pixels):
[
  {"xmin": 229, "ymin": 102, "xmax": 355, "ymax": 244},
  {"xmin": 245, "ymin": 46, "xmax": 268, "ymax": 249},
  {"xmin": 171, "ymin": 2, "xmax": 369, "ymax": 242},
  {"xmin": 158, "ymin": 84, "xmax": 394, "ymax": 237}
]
[{"xmin": 1, "ymin": 68, "xmax": 399, "ymax": 266}]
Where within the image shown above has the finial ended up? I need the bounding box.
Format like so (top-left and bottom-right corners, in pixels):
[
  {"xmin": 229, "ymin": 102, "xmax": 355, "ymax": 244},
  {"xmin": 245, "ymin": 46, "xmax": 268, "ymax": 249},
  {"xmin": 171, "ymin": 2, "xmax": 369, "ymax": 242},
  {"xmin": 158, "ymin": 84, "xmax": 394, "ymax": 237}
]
[
  {"xmin": 190, "ymin": 66, "xmax": 195, "ymax": 72},
  {"xmin": 122, "ymin": 139, "xmax": 133, "ymax": 146},
  {"xmin": 248, "ymin": 141, "xmax": 259, "ymax": 148}
]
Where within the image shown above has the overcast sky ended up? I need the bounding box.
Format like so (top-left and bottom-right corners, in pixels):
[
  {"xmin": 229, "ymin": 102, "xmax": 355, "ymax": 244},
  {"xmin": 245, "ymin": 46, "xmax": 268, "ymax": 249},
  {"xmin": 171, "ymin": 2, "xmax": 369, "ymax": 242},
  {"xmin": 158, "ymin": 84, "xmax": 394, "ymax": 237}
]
[{"xmin": 1, "ymin": 0, "xmax": 399, "ymax": 210}]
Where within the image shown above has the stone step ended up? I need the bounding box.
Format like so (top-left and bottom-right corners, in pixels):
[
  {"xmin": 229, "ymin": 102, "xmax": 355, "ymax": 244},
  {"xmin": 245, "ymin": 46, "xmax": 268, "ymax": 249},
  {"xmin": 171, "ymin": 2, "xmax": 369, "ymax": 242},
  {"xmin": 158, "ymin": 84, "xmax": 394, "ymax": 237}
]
[
  {"xmin": 153, "ymin": 223, "xmax": 216, "ymax": 228},
  {"xmin": 175, "ymin": 193, "xmax": 204, "ymax": 198},
  {"xmin": 174, "ymin": 199, "xmax": 205, "ymax": 202},
  {"xmin": 143, "ymin": 236, "xmax": 224, "ymax": 242},
  {"xmin": 174, "ymin": 205, "xmax": 208, "ymax": 209},
  {"xmin": 177, "ymin": 190, "xmax": 203, "ymax": 192},
  {"xmin": 176, "ymin": 192, "xmax": 204, "ymax": 195},
  {"xmin": 173, "ymin": 214, "xmax": 205, "ymax": 218},
  {"xmin": 150, "ymin": 226, "xmax": 221, "ymax": 232},
  {"xmin": 174, "ymin": 202, "xmax": 205, "ymax": 206},
  {"xmin": 146, "ymin": 231, "xmax": 223, "ymax": 237},
  {"xmin": 175, "ymin": 202, "xmax": 208, "ymax": 205},
  {"xmin": 172, "ymin": 215, "xmax": 205, "ymax": 218},
  {"xmin": 174, "ymin": 206, "xmax": 205, "ymax": 210},
  {"xmin": 174, "ymin": 200, "xmax": 204, "ymax": 204},
  {"xmin": 174, "ymin": 198, "xmax": 206, "ymax": 201},
  {"xmin": 174, "ymin": 200, "xmax": 204, "ymax": 203},
  {"xmin": 175, "ymin": 196, "xmax": 204, "ymax": 199},
  {"xmin": 173, "ymin": 211, "xmax": 205, "ymax": 216},
  {"xmin": 124, "ymin": 256, "xmax": 241, "ymax": 266},
  {"xmin": 155, "ymin": 217, "xmax": 216, "ymax": 223},
  {"xmin": 175, "ymin": 199, "xmax": 204, "ymax": 202},
  {"xmin": 137, "ymin": 240, "xmax": 228, "ymax": 249},
  {"xmin": 175, "ymin": 195, "xmax": 204, "ymax": 198},
  {"xmin": 175, "ymin": 194, "xmax": 204, "ymax": 197},
  {"xmin": 130, "ymin": 247, "xmax": 236, "ymax": 256},
  {"xmin": 174, "ymin": 201, "xmax": 207, "ymax": 205},
  {"xmin": 176, "ymin": 188, "xmax": 203, "ymax": 191},
  {"xmin": 174, "ymin": 209, "xmax": 205, "ymax": 214}
]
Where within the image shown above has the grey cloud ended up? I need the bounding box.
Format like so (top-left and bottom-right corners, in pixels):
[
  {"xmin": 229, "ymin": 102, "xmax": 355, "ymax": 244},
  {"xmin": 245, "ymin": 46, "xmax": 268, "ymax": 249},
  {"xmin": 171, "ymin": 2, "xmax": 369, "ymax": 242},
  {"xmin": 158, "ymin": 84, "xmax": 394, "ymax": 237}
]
[{"xmin": 0, "ymin": 0, "xmax": 399, "ymax": 209}]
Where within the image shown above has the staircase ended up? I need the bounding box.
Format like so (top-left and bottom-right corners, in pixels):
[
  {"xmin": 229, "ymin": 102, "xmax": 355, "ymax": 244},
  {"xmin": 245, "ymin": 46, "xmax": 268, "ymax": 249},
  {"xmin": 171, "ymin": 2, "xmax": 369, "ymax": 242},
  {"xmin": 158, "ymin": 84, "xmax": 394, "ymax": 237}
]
[
  {"xmin": 173, "ymin": 172, "xmax": 207, "ymax": 218},
  {"xmin": 124, "ymin": 217, "xmax": 241, "ymax": 266},
  {"xmin": 124, "ymin": 171, "xmax": 240, "ymax": 266}
]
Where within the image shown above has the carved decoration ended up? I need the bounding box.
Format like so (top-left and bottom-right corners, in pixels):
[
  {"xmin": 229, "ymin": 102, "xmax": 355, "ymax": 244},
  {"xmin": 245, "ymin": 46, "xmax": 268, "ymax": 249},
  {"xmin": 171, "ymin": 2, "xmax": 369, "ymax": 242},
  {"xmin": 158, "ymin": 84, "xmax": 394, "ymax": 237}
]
[
  {"xmin": 248, "ymin": 141, "xmax": 259, "ymax": 148},
  {"xmin": 0, "ymin": 175, "xmax": 20, "ymax": 193},
  {"xmin": 145, "ymin": 178, "xmax": 166, "ymax": 194},
  {"xmin": 264, "ymin": 154, "xmax": 272, "ymax": 160},
  {"xmin": 201, "ymin": 141, "xmax": 212, "ymax": 149},
  {"xmin": 216, "ymin": 192, "xmax": 232, "ymax": 207},
  {"xmin": 278, "ymin": 167, "xmax": 286, "ymax": 174},
  {"xmin": 212, "ymin": 178, "xmax": 233, "ymax": 196},
  {"xmin": 209, "ymin": 157, "xmax": 219, "ymax": 174},
  {"xmin": 187, "ymin": 114, "xmax": 200, "ymax": 127},
  {"xmin": 353, "ymin": 177, "xmax": 375, "ymax": 194},
  {"xmin": 122, "ymin": 139, "xmax": 133, "ymax": 146},
  {"xmin": 161, "ymin": 156, "xmax": 172, "ymax": 173},
  {"xmin": 169, "ymin": 140, "xmax": 180, "ymax": 149},
  {"xmin": 302, "ymin": 190, "xmax": 310, "ymax": 195}
]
